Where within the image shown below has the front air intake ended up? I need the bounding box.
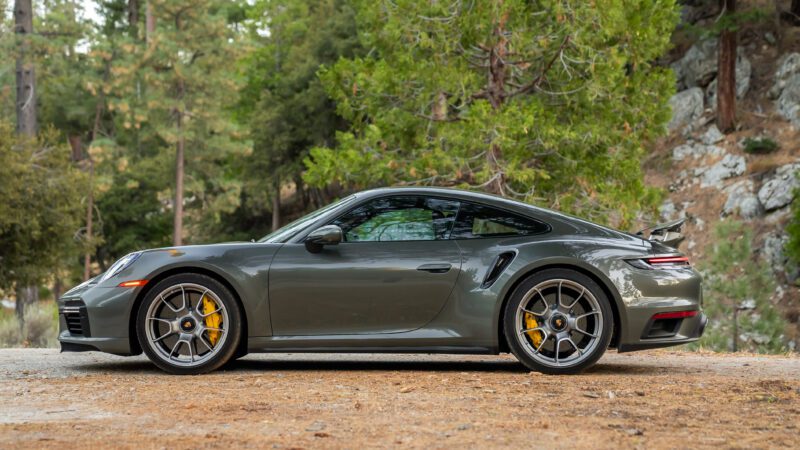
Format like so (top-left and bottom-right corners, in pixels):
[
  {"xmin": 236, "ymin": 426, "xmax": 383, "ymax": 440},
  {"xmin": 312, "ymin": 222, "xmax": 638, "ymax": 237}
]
[{"xmin": 60, "ymin": 301, "xmax": 91, "ymax": 337}]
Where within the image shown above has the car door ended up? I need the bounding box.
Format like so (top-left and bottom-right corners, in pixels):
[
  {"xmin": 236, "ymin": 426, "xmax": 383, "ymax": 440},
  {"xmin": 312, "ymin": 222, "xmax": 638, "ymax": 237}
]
[{"xmin": 268, "ymin": 195, "xmax": 463, "ymax": 335}]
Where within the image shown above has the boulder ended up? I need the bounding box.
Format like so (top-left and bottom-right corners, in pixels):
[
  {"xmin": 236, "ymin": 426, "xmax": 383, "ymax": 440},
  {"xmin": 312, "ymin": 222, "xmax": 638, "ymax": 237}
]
[
  {"xmin": 762, "ymin": 233, "xmax": 789, "ymax": 272},
  {"xmin": 768, "ymin": 53, "xmax": 800, "ymax": 128},
  {"xmin": 775, "ymin": 74, "xmax": 800, "ymax": 129},
  {"xmin": 699, "ymin": 154, "xmax": 746, "ymax": 188},
  {"xmin": 674, "ymin": 39, "xmax": 719, "ymax": 89},
  {"xmin": 722, "ymin": 179, "xmax": 762, "ymax": 219},
  {"xmin": 705, "ymin": 52, "xmax": 752, "ymax": 107},
  {"xmin": 672, "ymin": 141, "xmax": 724, "ymax": 161},
  {"xmin": 768, "ymin": 53, "xmax": 800, "ymax": 99},
  {"xmin": 758, "ymin": 163, "xmax": 800, "ymax": 211},
  {"xmin": 668, "ymin": 88, "xmax": 704, "ymax": 132},
  {"xmin": 701, "ymin": 125, "xmax": 724, "ymax": 145}
]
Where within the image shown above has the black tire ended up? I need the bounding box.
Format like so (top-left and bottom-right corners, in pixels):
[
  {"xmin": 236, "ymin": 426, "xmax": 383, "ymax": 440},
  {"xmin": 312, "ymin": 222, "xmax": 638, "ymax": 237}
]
[
  {"xmin": 503, "ymin": 268, "xmax": 613, "ymax": 375},
  {"xmin": 136, "ymin": 273, "xmax": 242, "ymax": 375}
]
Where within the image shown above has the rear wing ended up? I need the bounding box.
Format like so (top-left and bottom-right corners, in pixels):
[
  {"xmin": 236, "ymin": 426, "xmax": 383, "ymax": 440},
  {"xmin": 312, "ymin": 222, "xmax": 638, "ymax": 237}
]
[{"xmin": 635, "ymin": 218, "xmax": 686, "ymax": 248}]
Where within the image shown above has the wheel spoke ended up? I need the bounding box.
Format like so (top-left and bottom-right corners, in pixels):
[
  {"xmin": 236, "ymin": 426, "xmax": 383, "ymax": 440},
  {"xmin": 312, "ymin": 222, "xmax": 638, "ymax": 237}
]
[
  {"xmin": 168, "ymin": 340, "xmax": 181, "ymax": 360},
  {"xmin": 147, "ymin": 317, "xmax": 172, "ymax": 325},
  {"xmin": 205, "ymin": 327, "xmax": 226, "ymax": 334},
  {"xmin": 198, "ymin": 335, "xmax": 214, "ymax": 352},
  {"xmin": 152, "ymin": 331, "xmax": 175, "ymax": 343},
  {"xmin": 179, "ymin": 285, "xmax": 187, "ymax": 311},
  {"xmin": 533, "ymin": 334, "xmax": 549, "ymax": 354},
  {"xmin": 567, "ymin": 287, "xmax": 585, "ymax": 309},
  {"xmin": 574, "ymin": 326, "xmax": 598, "ymax": 339},
  {"xmin": 576, "ymin": 311, "xmax": 600, "ymax": 321},
  {"xmin": 519, "ymin": 326, "xmax": 547, "ymax": 335},
  {"xmin": 188, "ymin": 340, "xmax": 195, "ymax": 362},
  {"xmin": 160, "ymin": 295, "xmax": 181, "ymax": 314},
  {"xmin": 519, "ymin": 306, "xmax": 545, "ymax": 317},
  {"xmin": 200, "ymin": 306, "xmax": 223, "ymax": 318},
  {"xmin": 566, "ymin": 337, "xmax": 583, "ymax": 356},
  {"xmin": 555, "ymin": 338, "xmax": 564, "ymax": 365},
  {"xmin": 557, "ymin": 280, "xmax": 564, "ymax": 308}
]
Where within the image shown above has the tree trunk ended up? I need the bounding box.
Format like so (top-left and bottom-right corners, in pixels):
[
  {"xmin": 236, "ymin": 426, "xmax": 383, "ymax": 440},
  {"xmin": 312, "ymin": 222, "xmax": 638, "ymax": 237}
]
[
  {"xmin": 173, "ymin": 113, "xmax": 184, "ymax": 246},
  {"xmin": 145, "ymin": 1, "xmax": 156, "ymax": 42},
  {"xmin": 716, "ymin": 0, "xmax": 736, "ymax": 132},
  {"xmin": 271, "ymin": 180, "xmax": 281, "ymax": 231},
  {"xmin": 128, "ymin": 0, "xmax": 140, "ymax": 34},
  {"xmin": 15, "ymin": 0, "xmax": 37, "ymax": 136},
  {"xmin": 484, "ymin": 5, "xmax": 508, "ymax": 196},
  {"xmin": 789, "ymin": 0, "xmax": 800, "ymax": 25},
  {"xmin": 84, "ymin": 161, "xmax": 95, "ymax": 280}
]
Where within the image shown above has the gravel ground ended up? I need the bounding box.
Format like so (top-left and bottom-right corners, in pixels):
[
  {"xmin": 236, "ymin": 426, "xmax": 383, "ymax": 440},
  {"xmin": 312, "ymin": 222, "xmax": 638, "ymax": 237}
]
[{"xmin": 1, "ymin": 349, "xmax": 799, "ymax": 449}]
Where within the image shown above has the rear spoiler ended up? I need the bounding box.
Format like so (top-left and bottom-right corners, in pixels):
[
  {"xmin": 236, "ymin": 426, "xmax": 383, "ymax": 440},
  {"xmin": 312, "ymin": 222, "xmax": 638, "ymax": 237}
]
[{"xmin": 635, "ymin": 218, "xmax": 686, "ymax": 248}]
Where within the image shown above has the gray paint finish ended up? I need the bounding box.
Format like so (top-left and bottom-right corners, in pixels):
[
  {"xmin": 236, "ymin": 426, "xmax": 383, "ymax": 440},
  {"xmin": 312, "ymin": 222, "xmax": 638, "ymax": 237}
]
[{"xmin": 58, "ymin": 187, "xmax": 704, "ymax": 360}]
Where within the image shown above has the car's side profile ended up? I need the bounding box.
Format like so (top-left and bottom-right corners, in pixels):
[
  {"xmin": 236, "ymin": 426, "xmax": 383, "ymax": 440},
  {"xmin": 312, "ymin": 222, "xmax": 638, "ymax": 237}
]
[{"xmin": 58, "ymin": 187, "xmax": 706, "ymax": 375}]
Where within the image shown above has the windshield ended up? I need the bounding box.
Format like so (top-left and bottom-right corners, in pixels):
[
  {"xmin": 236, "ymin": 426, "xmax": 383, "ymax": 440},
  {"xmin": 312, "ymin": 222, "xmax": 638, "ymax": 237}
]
[{"xmin": 258, "ymin": 195, "xmax": 356, "ymax": 243}]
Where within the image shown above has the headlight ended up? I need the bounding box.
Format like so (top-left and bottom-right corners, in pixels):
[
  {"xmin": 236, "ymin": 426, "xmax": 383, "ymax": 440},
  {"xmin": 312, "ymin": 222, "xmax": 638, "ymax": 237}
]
[{"xmin": 100, "ymin": 252, "xmax": 143, "ymax": 282}]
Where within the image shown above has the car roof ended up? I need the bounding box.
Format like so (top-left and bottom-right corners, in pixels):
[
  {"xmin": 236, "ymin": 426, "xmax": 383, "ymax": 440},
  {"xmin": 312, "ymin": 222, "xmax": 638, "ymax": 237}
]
[{"xmin": 353, "ymin": 186, "xmax": 540, "ymax": 211}]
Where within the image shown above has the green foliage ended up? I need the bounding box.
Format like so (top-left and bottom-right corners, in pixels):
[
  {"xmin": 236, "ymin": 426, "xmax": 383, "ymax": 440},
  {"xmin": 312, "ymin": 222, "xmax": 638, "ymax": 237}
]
[
  {"xmin": 786, "ymin": 172, "xmax": 800, "ymax": 267},
  {"xmin": 304, "ymin": 0, "xmax": 677, "ymax": 228},
  {"xmin": 693, "ymin": 221, "xmax": 788, "ymax": 353},
  {"xmin": 233, "ymin": 0, "xmax": 363, "ymax": 237},
  {"xmin": 742, "ymin": 137, "xmax": 779, "ymax": 154},
  {"xmin": 0, "ymin": 122, "xmax": 85, "ymax": 289},
  {"xmin": 0, "ymin": 301, "xmax": 58, "ymax": 348}
]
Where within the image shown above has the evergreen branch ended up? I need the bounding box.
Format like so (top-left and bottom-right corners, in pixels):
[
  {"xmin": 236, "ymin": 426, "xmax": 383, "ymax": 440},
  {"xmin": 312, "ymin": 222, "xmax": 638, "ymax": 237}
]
[{"xmin": 504, "ymin": 35, "xmax": 570, "ymax": 99}]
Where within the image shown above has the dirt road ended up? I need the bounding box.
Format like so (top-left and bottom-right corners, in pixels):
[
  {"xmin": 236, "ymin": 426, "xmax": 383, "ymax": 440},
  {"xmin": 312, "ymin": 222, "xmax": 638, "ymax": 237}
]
[{"xmin": 0, "ymin": 349, "xmax": 798, "ymax": 449}]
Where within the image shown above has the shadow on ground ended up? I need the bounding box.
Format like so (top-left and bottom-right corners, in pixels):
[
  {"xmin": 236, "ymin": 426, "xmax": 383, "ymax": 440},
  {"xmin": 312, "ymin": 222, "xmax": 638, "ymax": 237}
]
[{"xmin": 68, "ymin": 355, "xmax": 682, "ymax": 376}]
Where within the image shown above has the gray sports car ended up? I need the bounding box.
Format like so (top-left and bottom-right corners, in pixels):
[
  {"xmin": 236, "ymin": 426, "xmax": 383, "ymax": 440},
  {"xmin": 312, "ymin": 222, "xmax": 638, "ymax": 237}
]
[{"xmin": 58, "ymin": 187, "xmax": 706, "ymax": 375}]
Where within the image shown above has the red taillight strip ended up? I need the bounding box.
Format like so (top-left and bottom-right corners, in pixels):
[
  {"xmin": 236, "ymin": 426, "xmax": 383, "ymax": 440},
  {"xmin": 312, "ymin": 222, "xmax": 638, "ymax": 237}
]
[
  {"xmin": 647, "ymin": 256, "xmax": 689, "ymax": 265},
  {"xmin": 652, "ymin": 310, "xmax": 697, "ymax": 320},
  {"xmin": 118, "ymin": 280, "xmax": 148, "ymax": 288}
]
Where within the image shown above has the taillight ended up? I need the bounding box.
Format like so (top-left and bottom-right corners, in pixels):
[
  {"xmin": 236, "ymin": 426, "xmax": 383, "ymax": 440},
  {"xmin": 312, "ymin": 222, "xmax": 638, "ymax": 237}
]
[{"xmin": 626, "ymin": 255, "xmax": 690, "ymax": 269}]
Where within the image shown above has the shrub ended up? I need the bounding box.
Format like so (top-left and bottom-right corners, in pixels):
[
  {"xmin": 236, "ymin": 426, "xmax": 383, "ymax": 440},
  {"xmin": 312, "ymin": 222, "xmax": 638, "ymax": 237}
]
[
  {"xmin": 0, "ymin": 301, "xmax": 58, "ymax": 348},
  {"xmin": 691, "ymin": 221, "xmax": 788, "ymax": 353},
  {"xmin": 742, "ymin": 137, "xmax": 779, "ymax": 154}
]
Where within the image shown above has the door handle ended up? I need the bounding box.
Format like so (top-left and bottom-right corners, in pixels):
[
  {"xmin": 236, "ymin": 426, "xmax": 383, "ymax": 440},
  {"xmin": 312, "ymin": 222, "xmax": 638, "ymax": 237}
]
[{"xmin": 417, "ymin": 263, "xmax": 452, "ymax": 274}]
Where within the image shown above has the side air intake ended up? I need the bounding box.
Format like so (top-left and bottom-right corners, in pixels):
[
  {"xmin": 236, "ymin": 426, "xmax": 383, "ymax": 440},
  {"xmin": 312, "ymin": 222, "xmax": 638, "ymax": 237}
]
[{"xmin": 481, "ymin": 251, "xmax": 516, "ymax": 289}]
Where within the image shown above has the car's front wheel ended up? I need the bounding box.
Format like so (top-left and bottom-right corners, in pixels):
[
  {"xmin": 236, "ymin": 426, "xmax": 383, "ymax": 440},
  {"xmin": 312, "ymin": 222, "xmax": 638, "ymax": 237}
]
[
  {"xmin": 136, "ymin": 274, "xmax": 242, "ymax": 375},
  {"xmin": 504, "ymin": 269, "xmax": 613, "ymax": 375}
]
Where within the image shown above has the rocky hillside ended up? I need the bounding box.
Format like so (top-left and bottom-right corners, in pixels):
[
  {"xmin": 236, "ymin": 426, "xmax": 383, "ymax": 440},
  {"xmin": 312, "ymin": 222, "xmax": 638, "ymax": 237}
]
[{"xmin": 649, "ymin": 2, "xmax": 800, "ymax": 350}]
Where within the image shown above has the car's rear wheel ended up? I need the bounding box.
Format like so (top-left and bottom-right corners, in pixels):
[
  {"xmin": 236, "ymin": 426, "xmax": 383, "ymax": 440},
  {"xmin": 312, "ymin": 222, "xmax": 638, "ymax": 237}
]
[
  {"xmin": 504, "ymin": 269, "xmax": 613, "ymax": 375},
  {"xmin": 136, "ymin": 274, "xmax": 241, "ymax": 375}
]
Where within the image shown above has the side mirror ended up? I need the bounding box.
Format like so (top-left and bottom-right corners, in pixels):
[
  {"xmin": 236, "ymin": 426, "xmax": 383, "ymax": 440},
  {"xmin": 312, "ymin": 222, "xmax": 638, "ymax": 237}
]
[{"xmin": 304, "ymin": 225, "xmax": 343, "ymax": 253}]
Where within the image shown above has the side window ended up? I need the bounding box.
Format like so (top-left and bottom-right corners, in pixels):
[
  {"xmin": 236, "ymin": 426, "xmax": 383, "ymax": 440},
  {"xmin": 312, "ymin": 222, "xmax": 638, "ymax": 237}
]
[
  {"xmin": 332, "ymin": 196, "xmax": 460, "ymax": 242},
  {"xmin": 450, "ymin": 202, "xmax": 549, "ymax": 239}
]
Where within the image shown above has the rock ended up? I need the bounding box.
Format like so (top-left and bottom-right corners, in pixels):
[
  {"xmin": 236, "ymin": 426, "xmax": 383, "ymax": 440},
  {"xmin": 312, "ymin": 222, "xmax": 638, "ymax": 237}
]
[
  {"xmin": 700, "ymin": 154, "xmax": 746, "ymax": 188},
  {"xmin": 705, "ymin": 52, "xmax": 752, "ymax": 106},
  {"xmin": 659, "ymin": 200, "xmax": 676, "ymax": 221},
  {"xmin": 701, "ymin": 125, "xmax": 724, "ymax": 145},
  {"xmin": 758, "ymin": 163, "xmax": 800, "ymax": 211},
  {"xmin": 668, "ymin": 88, "xmax": 704, "ymax": 132},
  {"xmin": 674, "ymin": 39, "xmax": 719, "ymax": 89},
  {"xmin": 768, "ymin": 53, "xmax": 800, "ymax": 99},
  {"xmin": 722, "ymin": 180, "xmax": 762, "ymax": 219},
  {"xmin": 765, "ymin": 32, "xmax": 776, "ymax": 45},
  {"xmin": 762, "ymin": 233, "xmax": 789, "ymax": 272},
  {"xmin": 775, "ymin": 74, "xmax": 800, "ymax": 129},
  {"xmin": 672, "ymin": 141, "xmax": 723, "ymax": 161}
]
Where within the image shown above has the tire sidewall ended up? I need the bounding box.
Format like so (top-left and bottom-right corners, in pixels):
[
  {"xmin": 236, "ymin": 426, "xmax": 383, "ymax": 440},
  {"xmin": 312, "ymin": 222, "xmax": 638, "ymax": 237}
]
[
  {"xmin": 504, "ymin": 268, "xmax": 613, "ymax": 375},
  {"xmin": 136, "ymin": 273, "xmax": 242, "ymax": 375}
]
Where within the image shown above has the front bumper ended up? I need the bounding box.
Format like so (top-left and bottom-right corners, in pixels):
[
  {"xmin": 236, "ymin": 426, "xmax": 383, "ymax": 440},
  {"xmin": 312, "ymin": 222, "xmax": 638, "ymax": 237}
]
[{"xmin": 57, "ymin": 284, "xmax": 142, "ymax": 356}]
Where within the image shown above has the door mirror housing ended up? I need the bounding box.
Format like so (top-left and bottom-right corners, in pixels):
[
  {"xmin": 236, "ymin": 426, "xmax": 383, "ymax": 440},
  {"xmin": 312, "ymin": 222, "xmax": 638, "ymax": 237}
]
[{"xmin": 304, "ymin": 225, "xmax": 343, "ymax": 253}]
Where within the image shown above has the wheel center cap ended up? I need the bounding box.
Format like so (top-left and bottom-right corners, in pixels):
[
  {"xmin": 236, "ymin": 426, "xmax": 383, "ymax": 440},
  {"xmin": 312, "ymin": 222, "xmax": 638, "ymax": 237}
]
[
  {"xmin": 180, "ymin": 317, "xmax": 196, "ymax": 332},
  {"xmin": 550, "ymin": 314, "xmax": 568, "ymax": 332}
]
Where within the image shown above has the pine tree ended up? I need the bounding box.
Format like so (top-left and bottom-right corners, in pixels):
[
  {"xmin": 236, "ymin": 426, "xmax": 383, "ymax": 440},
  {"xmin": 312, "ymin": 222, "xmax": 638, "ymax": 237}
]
[
  {"xmin": 106, "ymin": 0, "xmax": 249, "ymax": 245},
  {"xmin": 304, "ymin": 0, "xmax": 678, "ymax": 228}
]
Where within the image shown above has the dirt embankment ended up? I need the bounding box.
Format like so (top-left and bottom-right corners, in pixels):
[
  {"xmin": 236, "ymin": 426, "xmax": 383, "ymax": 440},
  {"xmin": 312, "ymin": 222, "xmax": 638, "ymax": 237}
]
[{"xmin": 0, "ymin": 349, "xmax": 798, "ymax": 449}]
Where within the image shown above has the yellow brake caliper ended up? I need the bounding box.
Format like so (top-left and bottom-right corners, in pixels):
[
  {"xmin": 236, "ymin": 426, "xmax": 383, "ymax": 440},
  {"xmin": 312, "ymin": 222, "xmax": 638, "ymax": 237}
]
[
  {"xmin": 201, "ymin": 294, "xmax": 222, "ymax": 346},
  {"xmin": 524, "ymin": 312, "xmax": 544, "ymax": 348}
]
